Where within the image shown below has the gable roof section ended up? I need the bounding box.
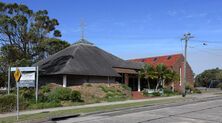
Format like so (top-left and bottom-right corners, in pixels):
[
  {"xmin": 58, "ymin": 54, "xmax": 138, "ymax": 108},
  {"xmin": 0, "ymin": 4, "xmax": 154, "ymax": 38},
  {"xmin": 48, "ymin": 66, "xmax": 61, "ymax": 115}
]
[
  {"xmin": 129, "ymin": 54, "xmax": 183, "ymax": 67},
  {"xmin": 33, "ymin": 39, "xmax": 142, "ymax": 77}
]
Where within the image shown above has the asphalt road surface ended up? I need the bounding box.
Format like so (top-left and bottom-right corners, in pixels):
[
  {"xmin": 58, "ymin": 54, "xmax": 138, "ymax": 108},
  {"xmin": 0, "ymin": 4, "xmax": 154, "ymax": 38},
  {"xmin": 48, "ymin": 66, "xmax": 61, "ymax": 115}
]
[{"xmin": 57, "ymin": 96, "xmax": 222, "ymax": 123}]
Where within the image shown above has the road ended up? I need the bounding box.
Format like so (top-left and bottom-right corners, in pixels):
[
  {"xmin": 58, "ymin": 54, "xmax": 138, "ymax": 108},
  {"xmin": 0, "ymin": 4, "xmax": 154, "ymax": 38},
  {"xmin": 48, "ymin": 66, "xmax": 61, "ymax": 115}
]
[{"xmin": 56, "ymin": 95, "xmax": 222, "ymax": 123}]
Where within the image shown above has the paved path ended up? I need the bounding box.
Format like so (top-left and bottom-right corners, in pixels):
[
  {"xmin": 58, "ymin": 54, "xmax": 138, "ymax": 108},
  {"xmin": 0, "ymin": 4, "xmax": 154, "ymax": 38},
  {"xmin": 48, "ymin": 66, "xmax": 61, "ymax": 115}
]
[{"xmin": 57, "ymin": 95, "xmax": 222, "ymax": 123}]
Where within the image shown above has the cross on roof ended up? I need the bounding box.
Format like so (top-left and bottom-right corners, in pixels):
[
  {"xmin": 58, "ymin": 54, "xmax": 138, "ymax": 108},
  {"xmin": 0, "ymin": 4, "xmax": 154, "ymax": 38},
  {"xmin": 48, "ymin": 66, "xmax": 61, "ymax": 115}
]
[{"xmin": 80, "ymin": 20, "xmax": 85, "ymax": 39}]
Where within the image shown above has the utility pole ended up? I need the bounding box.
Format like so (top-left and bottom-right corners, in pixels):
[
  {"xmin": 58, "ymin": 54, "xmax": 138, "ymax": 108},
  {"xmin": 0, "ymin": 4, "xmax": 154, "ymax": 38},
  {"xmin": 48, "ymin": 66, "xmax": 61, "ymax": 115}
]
[{"xmin": 181, "ymin": 32, "xmax": 194, "ymax": 97}]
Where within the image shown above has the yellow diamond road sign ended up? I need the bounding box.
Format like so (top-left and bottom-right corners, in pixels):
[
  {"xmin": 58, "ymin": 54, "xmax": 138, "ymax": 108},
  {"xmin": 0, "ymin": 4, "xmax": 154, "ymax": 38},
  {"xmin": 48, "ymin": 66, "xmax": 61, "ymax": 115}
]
[{"xmin": 14, "ymin": 68, "xmax": 22, "ymax": 82}]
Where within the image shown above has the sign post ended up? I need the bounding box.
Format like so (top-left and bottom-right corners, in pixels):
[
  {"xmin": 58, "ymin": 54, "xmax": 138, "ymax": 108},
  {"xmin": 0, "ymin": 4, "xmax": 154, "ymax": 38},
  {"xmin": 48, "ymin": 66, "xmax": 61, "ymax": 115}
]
[
  {"xmin": 36, "ymin": 66, "xmax": 39, "ymax": 103},
  {"xmin": 7, "ymin": 67, "xmax": 10, "ymax": 94},
  {"xmin": 14, "ymin": 68, "xmax": 22, "ymax": 120}
]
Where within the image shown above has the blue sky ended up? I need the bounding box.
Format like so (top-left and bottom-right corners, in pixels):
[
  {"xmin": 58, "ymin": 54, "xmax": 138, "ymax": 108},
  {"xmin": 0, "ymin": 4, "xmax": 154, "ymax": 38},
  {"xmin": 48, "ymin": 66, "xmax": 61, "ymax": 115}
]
[{"xmin": 3, "ymin": 0, "xmax": 222, "ymax": 74}]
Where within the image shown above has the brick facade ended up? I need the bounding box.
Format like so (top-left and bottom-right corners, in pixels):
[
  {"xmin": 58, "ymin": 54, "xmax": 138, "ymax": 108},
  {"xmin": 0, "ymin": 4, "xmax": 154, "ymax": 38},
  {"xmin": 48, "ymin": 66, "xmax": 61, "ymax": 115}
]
[
  {"xmin": 130, "ymin": 54, "xmax": 194, "ymax": 92},
  {"xmin": 170, "ymin": 56, "xmax": 194, "ymax": 92}
]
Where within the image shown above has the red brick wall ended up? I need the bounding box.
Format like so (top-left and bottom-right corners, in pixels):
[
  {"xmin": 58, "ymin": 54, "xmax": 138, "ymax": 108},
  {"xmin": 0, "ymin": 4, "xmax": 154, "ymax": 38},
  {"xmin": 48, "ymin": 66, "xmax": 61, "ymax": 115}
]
[{"xmin": 172, "ymin": 56, "xmax": 194, "ymax": 92}]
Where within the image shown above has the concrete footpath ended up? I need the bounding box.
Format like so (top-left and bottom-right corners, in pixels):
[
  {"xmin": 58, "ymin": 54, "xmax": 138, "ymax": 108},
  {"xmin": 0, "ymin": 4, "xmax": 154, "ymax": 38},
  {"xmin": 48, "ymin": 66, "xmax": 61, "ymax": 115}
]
[{"xmin": 0, "ymin": 92, "xmax": 220, "ymax": 118}]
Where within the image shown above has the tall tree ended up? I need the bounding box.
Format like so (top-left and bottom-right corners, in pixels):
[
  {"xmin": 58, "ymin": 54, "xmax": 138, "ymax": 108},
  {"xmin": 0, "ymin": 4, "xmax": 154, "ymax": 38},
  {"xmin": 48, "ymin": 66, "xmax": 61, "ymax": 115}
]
[
  {"xmin": 0, "ymin": 2, "xmax": 62, "ymax": 62},
  {"xmin": 195, "ymin": 68, "xmax": 222, "ymax": 87},
  {"xmin": 0, "ymin": 2, "xmax": 70, "ymax": 87}
]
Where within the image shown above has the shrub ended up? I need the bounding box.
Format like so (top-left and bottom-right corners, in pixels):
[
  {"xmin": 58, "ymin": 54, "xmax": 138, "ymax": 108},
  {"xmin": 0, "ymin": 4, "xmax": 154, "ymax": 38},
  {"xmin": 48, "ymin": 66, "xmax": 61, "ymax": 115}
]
[
  {"xmin": 20, "ymin": 88, "xmax": 35, "ymax": 100},
  {"xmin": 193, "ymin": 89, "xmax": 202, "ymax": 94},
  {"xmin": 0, "ymin": 94, "xmax": 16, "ymax": 112},
  {"xmin": 143, "ymin": 91, "xmax": 151, "ymax": 97},
  {"xmin": 217, "ymin": 83, "xmax": 222, "ymax": 90},
  {"xmin": 121, "ymin": 84, "xmax": 131, "ymax": 91},
  {"xmin": 0, "ymin": 94, "xmax": 28, "ymax": 113},
  {"xmin": 48, "ymin": 87, "xmax": 81, "ymax": 102},
  {"xmin": 152, "ymin": 92, "xmax": 161, "ymax": 96},
  {"xmin": 48, "ymin": 87, "xmax": 72, "ymax": 102},
  {"xmin": 163, "ymin": 88, "xmax": 173, "ymax": 93},
  {"xmin": 163, "ymin": 88, "xmax": 178, "ymax": 96},
  {"xmin": 38, "ymin": 93, "xmax": 49, "ymax": 102},
  {"xmin": 40, "ymin": 85, "xmax": 50, "ymax": 94},
  {"xmin": 0, "ymin": 90, "xmax": 6, "ymax": 95},
  {"xmin": 70, "ymin": 90, "xmax": 81, "ymax": 102},
  {"xmin": 100, "ymin": 85, "xmax": 129, "ymax": 102}
]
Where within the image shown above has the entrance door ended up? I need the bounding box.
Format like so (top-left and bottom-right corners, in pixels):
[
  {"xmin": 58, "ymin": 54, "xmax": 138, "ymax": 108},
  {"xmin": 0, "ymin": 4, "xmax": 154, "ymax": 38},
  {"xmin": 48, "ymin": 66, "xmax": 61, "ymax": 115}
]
[{"xmin": 128, "ymin": 76, "xmax": 138, "ymax": 91}]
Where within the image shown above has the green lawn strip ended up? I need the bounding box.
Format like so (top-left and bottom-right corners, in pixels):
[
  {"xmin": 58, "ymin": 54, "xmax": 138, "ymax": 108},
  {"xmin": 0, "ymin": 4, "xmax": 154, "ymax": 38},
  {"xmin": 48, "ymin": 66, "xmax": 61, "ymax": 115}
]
[
  {"xmin": 0, "ymin": 97, "xmax": 187, "ymax": 123},
  {"xmin": 201, "ymin": 90, "xmax": 222, "ymax": 94}
]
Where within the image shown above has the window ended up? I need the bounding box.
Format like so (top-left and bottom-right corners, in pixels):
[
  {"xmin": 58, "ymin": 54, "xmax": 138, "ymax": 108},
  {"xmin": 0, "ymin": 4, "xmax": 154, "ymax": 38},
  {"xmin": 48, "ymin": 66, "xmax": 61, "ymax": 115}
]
[
  {"xmin": 167, "ymin": 56, "xmax": 172, "ymax": 60},
  {"xmin": 153, "ymin": 58, "xmax": 157, "ymax": 61}
]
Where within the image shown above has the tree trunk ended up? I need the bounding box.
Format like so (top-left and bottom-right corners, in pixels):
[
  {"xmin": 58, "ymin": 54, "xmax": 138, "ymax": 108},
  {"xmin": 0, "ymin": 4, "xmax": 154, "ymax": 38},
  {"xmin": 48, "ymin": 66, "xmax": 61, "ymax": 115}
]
[
  {"xmin": 147, "ymin": 79, "xmax": 150, "ymax": 89},
  {"xmin": 155, "ymin": 79, "xmax": 161, "ymax": 91},
  {"xmin": 162, "ymin": 79, "xmax": 165, "ymax": 88},
  {"xmin": 171, "ymin": 82, "xmax": 174, "ymax": 92}
]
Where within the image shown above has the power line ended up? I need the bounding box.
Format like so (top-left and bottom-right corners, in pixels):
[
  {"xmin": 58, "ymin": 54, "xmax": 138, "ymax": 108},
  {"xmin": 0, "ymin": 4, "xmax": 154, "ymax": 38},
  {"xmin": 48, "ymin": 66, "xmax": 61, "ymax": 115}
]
[
  {"xmin": 190, "ymin": 47, "xmax": 222, "ymax": 57},
  {"xmin": 191, "ymin": 39, "xmax": 222, "ymax": 44}
]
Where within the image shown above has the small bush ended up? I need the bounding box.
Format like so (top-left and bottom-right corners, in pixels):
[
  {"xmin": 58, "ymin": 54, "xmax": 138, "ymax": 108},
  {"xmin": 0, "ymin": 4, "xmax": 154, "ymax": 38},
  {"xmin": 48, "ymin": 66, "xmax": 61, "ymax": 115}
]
[
  {"xmin": 48, "ymin": 87, "xmax": 72, "ymax": 102},
  {"xmin": 0, "ymin": 94, "xmax": 16, "ymax": 112},
  {"xmin": 152, "ymin": 92, "xmax": 161, "ymax": 96},
  {"xmin": 38, "ymin": 93, "xmax": 49, "ymax": 102},
  {"xmin": 99, "ymin": 85, "xmax": 129, "ymax": 102},
  {"xmin": 163, "ymin": 88, "xmax": 172, "ymax": 93},
  {"xmin": 20, "ymin": 88, "xmax": 35, "ymax": 100},
  {"xmin": 217, "ymin": 83, "xmax": 222, "ymax": 90},
  {"xmin": 70, "ymin": 90, "xmax": 81, "ymax": 102},
  {"xmin": 48, "ymin": 87, "xmax": 81, "ymax": 102},
  {"xmin": 0, "ymin": 94, "xmax": 28, "ymax": 113},
  {"xmin": 163, "ymin": 88, "xmax": 178, "ymax": 96},
  {"xmin": 0, "ymin": 90, "xmax": 6, "ymax": 95},
  {"xmin": 40, "ymin": 85, "xmax": 50, "ymax": 94},
  {"xmin": 121, "ymin": 84, "xmax": 131, "ymax": 91},
  {"xmin": 193, "ymin": 89, "xmax": 202, "ymax": 94},
  {"xmin": 143, "ymin": 91, "xmax": 151, "ymax": 97}
]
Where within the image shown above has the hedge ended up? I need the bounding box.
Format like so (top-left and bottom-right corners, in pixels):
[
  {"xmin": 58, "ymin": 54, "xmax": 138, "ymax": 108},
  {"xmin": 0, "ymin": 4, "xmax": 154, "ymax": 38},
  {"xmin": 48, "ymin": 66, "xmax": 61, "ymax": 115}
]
[{"xmin": 0, "ymin": 94, "xmax": 28, "ymax": 113}]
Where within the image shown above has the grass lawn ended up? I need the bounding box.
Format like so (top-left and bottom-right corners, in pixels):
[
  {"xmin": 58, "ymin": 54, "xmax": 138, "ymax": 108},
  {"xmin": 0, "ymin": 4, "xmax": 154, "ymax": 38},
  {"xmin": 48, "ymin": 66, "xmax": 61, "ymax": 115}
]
[{"xmin": 0, "ymin": 96, "xmax": 188, "ymax": 123}]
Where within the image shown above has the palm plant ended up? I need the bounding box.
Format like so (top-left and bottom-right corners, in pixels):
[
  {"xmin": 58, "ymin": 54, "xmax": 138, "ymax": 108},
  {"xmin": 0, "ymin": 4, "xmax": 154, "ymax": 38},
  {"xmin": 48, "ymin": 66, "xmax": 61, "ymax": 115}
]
[
  {"xmin": 139, "ymin": 64, "xmax": 156, "ymax": 89},
  {"xmin": 166, "ymin": 70, "xmax": 179, "ymax": 84},
  {"xmin": 165, "ymin": 70, "xmax": 179, "ymax": 91},
  {"xmin": 155, "ymin": 64, "xmax": 170, "ymax": 91},
  {"xmin": 155, "ymin": 64, "xmax": 180, "ymax": 91}
]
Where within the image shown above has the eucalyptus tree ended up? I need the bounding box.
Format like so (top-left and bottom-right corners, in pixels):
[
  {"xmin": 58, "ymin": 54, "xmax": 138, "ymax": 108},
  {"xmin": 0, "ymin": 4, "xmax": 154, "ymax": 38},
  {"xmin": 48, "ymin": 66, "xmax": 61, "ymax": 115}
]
[
  {"xmin": 0, "ymin": 2, "xmax": 70, "ymax": 87},
  {"xmin": 0, "ymin": 2, "xmax": 62, "ymax": 61}
]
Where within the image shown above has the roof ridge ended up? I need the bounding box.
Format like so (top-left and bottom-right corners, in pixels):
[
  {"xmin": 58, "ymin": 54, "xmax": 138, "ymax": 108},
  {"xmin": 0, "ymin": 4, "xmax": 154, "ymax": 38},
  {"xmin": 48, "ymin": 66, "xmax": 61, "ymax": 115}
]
[{"xmin": 130, "ymin": 53, "xmax": 183, "ymax": 60}]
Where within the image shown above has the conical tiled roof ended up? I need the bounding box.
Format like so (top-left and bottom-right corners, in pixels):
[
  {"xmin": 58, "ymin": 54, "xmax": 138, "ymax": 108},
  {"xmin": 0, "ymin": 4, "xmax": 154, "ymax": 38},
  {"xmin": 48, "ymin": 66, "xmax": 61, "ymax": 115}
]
[{"xmin": 34, "ymin": 39, "xmax": 142, "ymax": 77}]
